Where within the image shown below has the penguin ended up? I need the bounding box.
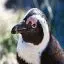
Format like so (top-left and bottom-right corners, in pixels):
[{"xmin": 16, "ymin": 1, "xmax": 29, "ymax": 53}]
[{"xmin": 11, "ymin": 8, "xmax": 64, "ymax": 64}]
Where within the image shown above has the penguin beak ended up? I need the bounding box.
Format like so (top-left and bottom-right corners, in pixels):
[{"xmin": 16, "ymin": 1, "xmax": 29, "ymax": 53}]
[{"xmin": 11, "ymin": 22, "xmax": 27, "ymax": 34}]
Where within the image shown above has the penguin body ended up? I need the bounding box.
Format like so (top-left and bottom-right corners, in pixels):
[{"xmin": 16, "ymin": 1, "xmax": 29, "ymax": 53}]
[
  {"xmin": 11, "ymin": 8, "xmax": 64, "ymax": 64},
  {"xmin": 16, "ymin": 35, "xmax": 63, "ymax": 64}
]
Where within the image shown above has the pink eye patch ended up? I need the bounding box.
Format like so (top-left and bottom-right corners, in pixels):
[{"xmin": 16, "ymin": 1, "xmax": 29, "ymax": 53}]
[
  {"xmin": 26, "ymin": 16, "xmax": 37, "ymax": 28},
  {"xmin": 26, "ymin": 16, "xmax": 37, "ymax": 25}
]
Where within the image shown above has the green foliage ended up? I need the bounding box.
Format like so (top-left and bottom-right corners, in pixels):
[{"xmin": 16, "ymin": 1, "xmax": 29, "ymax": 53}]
[{"xmin": 1, "ymin": 34, "xmax": 18, "ymax": 54}]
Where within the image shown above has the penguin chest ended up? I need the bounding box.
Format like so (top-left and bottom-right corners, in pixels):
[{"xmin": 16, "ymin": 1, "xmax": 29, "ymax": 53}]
[{"xmin": 17, "ymin": 42, "xmax": 40, "ymax": 64}]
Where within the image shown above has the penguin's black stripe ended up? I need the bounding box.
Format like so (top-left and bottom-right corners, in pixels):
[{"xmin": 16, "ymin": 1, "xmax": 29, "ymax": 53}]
[{"xmin": 17, "ymin": 53, "xmax": 28, "ymax": 64}]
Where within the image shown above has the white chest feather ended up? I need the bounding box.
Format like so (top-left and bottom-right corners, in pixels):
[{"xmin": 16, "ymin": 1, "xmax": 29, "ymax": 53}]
[{"xmin": 17, "ymin": 35, "xmax": 40, "ymax": 64}]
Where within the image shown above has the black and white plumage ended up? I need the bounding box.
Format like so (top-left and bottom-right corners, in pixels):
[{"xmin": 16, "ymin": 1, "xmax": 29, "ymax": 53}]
[{"xmin": 11, "ymin": 8, "xmax": 64, "ymax": 64}]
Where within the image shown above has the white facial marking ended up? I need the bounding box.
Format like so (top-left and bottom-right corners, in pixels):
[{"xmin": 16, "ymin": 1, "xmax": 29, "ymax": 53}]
[{"xmin": 17, "ymin": 15, "xmax": 50, "ymax": 64}]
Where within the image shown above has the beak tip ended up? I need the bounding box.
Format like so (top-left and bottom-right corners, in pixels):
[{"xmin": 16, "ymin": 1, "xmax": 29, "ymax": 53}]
[
  {"xmin": 11, "ymin": 30, "xmax": 16, "ymax": 34},
  {"xmin": 11, "ymin": 22, "xmax": 26, "ymax": 34},
  {"xmin": 11, "ymin": 26, "xmax": 16, "ymax": 34}
]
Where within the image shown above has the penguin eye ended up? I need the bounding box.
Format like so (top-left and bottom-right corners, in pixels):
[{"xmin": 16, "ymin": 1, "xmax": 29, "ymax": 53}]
[
  {"xmin": 27, "ymin": 21, "xmax": 37, "ymax": 28},
  {"xmin": 32, "ymin": 23, "xmax": 37, "ymax": 28}
]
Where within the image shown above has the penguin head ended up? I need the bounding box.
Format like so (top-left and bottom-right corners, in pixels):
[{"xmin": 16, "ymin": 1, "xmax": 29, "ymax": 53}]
[{"xmin": 11, "ymin": 8, "xmax": 50, "ymax": 45}]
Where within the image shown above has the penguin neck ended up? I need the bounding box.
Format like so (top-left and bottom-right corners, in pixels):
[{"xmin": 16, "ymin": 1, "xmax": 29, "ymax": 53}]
[
  {"xmin": 17, "ymin": 32, "xmax": 50, "ymax": 55},
  {"xmin": 17, "ymin": 35, "xmax": 41, "ymax": 64},
  {"xmin": 17, "ymin": 32, "xmax": 50, "ymax": 64}
]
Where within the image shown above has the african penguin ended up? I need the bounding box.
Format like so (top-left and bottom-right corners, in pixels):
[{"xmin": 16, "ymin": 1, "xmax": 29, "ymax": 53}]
[{"xmin": 11, "ymin": 8, "xmax": 64, "ymax": 64}]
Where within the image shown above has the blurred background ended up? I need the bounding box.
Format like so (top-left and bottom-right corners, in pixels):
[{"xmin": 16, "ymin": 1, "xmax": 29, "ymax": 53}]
[{"xmin": 0, "ymin": 0, "xmax": 64, "ymax": 64}]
